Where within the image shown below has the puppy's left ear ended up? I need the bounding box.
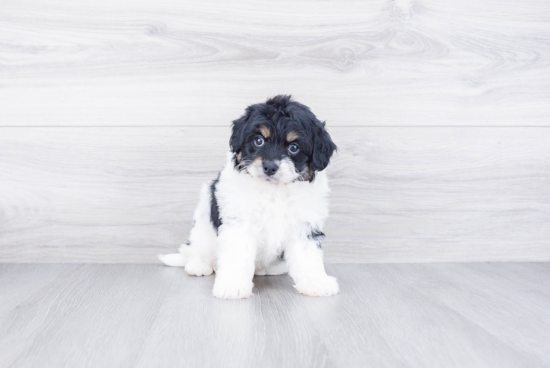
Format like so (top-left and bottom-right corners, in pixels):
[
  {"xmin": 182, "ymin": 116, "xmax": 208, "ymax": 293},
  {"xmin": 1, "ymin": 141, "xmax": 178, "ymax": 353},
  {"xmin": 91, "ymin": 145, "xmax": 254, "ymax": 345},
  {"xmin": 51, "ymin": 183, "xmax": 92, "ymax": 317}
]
[
  {"xmin": 312, "ymin": 122, "xmax": 337, "ymax": 172},
  {"xmin": 229, "ymin": 106, "xmax": 254, "ymax": 153}
]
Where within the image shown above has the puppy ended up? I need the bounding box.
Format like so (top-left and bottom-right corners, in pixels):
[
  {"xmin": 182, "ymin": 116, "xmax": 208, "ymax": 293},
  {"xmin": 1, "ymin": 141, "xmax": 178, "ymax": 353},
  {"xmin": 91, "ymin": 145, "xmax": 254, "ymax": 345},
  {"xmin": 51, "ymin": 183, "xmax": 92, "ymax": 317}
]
[{"xmin": 159, "ymin": 95, "xmax": 338, "ymax": 299}]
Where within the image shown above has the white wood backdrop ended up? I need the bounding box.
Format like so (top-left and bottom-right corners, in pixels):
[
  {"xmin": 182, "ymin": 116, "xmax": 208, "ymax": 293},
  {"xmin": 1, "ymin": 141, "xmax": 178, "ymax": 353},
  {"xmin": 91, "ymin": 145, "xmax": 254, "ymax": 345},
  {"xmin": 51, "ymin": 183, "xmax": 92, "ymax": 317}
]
[{"xmin": 1, "ymin": 0, "xmax": 549, "ymax": 262}]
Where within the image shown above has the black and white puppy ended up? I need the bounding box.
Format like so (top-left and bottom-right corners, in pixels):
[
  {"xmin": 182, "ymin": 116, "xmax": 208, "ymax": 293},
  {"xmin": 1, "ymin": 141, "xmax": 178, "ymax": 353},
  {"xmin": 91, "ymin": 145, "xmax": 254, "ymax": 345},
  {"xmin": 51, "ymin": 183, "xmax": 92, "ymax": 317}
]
[{"xmin": 159, "ymin": 95, "xmax": 338, "ymax": 299}]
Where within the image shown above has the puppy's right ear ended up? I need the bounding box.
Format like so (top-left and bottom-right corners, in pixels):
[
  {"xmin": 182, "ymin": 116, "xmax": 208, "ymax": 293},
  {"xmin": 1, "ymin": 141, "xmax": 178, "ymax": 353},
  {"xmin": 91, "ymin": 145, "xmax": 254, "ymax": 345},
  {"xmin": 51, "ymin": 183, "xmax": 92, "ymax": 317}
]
[
  {"xmin": 229, "ymin": 106, "xmax": 253, "ymax": 153},
  {"xmin": 311, "ymin": 121, "xmax": 337, "ymax": 172}
]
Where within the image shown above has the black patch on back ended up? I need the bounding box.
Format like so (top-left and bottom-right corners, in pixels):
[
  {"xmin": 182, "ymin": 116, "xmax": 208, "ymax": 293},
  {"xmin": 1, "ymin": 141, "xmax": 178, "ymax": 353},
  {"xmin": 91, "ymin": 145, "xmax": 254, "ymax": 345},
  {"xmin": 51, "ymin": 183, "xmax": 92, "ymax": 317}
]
[
  {"xmin": 308, "ymin": 229, "xmax": 325, "ymax": 249},
  {"xmin": 210, "ymin": 173, "xmax": 222, "ymax": 234}
]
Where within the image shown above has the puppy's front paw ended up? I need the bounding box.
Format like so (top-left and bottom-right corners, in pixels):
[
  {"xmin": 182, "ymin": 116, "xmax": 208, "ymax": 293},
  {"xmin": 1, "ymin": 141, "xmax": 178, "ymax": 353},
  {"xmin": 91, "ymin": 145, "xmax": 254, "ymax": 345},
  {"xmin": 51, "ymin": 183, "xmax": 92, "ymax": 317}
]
[
  {"xmin": 212, "ymin": 276, "xmax": 253, "ymax": 299},
  {"xmin": 294, "ymin": 275, "xmax": 339, "ymax": 297},
  {"xmin": 185, "ymin": 259, "xmax": 213, "ymax": 276}
]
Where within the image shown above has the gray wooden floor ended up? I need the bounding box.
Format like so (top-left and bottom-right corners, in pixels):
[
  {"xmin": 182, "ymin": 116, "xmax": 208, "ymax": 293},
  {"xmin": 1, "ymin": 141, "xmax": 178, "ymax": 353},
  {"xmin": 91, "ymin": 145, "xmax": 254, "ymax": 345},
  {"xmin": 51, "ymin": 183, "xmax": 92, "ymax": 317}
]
[{"xmin": 1, "ymin": 263, "xmax": 549, "ymax": 368}]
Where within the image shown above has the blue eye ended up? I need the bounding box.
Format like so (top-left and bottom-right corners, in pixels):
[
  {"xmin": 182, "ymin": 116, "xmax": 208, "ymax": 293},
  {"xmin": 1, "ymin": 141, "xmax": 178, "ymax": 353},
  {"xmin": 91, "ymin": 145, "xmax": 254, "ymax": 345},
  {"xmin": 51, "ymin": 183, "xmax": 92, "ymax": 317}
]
[
  {"xmin": 254, "ymin": 136, "xmax": 265, "ymax": 147},
  {"xmin": 288, "ymin": 143, "xmax": 299, "ymax": 154}
]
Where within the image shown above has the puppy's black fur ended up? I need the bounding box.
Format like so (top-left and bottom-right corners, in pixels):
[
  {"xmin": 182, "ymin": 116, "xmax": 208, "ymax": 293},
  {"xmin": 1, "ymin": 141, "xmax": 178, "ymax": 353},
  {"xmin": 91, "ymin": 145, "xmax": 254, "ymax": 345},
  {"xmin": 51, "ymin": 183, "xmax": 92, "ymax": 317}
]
[
  {"xmin": 230, "ymin": 95, "xmax": 337, "ymax": 182},
  {"xmin": 209, "ymin": 173, "xmax": 222, "ymax": 234}
]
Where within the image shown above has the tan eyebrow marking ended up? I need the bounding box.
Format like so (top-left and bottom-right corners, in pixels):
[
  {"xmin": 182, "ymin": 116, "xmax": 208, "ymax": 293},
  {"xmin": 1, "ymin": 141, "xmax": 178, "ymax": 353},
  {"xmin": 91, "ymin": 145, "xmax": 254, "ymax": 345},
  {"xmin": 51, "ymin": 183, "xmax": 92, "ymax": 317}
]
[
  {"xmin": 286, "ymin": 131, "xmax": 299, "ymax": 142},
  {"xmin": 259, "ymin": 125, "xmax": 271, "ymax": 138}
]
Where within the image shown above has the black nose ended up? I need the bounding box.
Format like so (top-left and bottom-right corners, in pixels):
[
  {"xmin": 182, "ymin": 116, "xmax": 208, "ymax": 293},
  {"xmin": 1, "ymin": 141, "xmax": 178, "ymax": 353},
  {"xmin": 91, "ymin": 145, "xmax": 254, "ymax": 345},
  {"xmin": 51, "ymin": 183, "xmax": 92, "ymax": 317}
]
[{"xmin": 262, "ymin": 161, "xmax": 279, "ymax": 176}]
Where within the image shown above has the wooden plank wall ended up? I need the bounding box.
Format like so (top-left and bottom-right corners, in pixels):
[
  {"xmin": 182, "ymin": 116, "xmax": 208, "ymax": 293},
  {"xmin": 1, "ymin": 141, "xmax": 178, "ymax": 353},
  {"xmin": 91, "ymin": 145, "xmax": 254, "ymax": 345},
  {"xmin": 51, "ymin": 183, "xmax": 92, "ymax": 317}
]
[{"xmin": 1, "ymin": 0, "xmax": 549, "ymax": 262}]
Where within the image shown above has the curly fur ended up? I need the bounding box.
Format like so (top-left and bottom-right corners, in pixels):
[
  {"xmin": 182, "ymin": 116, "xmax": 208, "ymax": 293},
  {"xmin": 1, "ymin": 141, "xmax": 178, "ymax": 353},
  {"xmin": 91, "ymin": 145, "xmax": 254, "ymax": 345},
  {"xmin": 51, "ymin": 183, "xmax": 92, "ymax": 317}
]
[{"xmin": 159, "ymin": 95, "xmax": 339, "ymax": 299}]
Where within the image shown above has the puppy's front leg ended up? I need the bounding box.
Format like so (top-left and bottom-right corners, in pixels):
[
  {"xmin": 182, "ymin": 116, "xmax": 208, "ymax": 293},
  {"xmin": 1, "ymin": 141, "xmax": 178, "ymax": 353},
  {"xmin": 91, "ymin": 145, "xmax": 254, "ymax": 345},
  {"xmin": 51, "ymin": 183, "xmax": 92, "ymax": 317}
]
[
  {"xmin": 212, "ymin": 225, "xmax": 256, "ymax": 299},
  {"xmin": 286, "ymin": 237, "xmax": 339, "ymax": 297}
]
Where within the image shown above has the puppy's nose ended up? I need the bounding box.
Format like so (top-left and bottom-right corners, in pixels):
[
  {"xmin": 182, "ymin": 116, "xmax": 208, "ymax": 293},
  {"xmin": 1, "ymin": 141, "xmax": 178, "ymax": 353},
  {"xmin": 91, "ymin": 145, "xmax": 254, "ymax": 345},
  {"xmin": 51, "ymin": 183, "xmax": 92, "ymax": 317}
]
[{"xmin": 262, "ymin": 161, "xmax": 279, "ymax": 176}]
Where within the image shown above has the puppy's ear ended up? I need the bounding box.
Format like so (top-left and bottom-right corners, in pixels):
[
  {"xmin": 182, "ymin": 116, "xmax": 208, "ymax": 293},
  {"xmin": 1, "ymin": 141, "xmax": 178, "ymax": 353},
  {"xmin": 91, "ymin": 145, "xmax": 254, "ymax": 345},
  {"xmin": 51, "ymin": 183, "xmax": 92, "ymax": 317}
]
[
  {"xmin": 312, "ymin": 122, "xmax": 337, "ymax": 172},
  {"xmin": 229, "ymin": 106, "xmax": 254, "ymax": 153}
]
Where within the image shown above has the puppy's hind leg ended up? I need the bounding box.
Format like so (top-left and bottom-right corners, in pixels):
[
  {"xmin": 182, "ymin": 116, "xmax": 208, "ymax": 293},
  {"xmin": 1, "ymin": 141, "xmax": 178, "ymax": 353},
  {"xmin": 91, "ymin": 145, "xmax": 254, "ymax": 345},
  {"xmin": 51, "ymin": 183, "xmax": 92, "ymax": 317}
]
[
  {"xmin": 184, "ymin": 258, "xmax": 214, "ymax": 276},
  {"xmin": 158, "ymin": 183, "xmax": 218, "ymax": 277},
  {"xmin": 158, "ymin": 246, "xmax": 214, "ymax": 277}
]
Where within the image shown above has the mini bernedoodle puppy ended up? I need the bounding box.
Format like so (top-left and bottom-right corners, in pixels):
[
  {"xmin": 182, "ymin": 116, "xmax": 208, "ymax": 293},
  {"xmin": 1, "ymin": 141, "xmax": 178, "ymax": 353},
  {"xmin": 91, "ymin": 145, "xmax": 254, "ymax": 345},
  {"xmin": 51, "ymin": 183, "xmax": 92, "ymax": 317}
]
[{"xmin": 159, "ymin": 95, "xmax": 338, "ymax": 299}]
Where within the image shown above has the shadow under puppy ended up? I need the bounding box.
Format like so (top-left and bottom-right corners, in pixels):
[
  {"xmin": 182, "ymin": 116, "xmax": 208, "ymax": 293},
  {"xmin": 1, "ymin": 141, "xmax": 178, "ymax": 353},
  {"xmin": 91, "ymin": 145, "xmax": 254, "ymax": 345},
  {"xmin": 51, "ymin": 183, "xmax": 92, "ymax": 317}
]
[{"xmin": 159, "ymin": 95, "xmax": 338, "ymax": 299}]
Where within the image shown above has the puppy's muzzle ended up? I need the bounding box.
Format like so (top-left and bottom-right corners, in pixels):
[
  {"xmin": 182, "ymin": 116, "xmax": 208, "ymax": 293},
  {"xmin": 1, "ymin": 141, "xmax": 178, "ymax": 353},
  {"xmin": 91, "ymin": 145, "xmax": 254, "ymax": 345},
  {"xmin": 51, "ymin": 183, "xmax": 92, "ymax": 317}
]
[{"xmin": 262, "ymin": 161, "xmax": 279, "ymax": 176}]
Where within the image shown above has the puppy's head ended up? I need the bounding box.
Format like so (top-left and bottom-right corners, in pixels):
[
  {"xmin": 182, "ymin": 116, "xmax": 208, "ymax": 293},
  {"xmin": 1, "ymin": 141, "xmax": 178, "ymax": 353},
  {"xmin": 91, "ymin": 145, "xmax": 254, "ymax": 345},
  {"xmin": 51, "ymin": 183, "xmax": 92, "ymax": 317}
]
[{"xmin": 229, "ymin": 95, "xmax": 337, "ymax": 184}]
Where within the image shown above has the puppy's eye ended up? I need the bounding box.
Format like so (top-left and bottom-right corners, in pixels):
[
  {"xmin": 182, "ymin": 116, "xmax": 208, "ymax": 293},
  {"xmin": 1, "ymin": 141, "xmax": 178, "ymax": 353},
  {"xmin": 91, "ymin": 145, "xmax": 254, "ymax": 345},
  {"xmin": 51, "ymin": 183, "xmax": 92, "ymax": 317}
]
[
  {"xmin": 288, "ymin": 143, "xmax": 299, "ymax": 154},
  {"xmin": 254, "ymin": 136, "xmax": 265, "ymax": 147}
]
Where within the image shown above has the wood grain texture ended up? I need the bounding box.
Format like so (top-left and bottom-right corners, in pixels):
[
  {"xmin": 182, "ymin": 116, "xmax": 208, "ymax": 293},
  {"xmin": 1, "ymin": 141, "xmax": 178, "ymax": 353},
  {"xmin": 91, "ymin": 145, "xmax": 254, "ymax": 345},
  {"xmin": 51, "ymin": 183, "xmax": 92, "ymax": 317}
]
[
  {"xmin": 1, "ymin": 127, "xmax": 549, "ymax": 263},
  {"xmin": 1, "ymin": 0, "xmax": 550, "ymax": 126},
  {"xmin": 1, "ymin": 263, "xmax": 549, "ymax": 367},
  {"xmin": 1, "ymin": 0, "xmax": 549, "ymax": 262}
]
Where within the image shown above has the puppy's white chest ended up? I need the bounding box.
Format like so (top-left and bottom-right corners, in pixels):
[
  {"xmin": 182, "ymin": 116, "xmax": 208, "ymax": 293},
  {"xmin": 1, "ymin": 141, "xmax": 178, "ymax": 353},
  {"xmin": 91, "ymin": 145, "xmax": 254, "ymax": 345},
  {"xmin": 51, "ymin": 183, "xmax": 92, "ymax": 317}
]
[
  {"xmin": 217, "ymin": 163, "xmax": 330, "ymax": 251},
  {"xmin": 249, "ymin": 185, "xmax": 297, "ymax": 243}
]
